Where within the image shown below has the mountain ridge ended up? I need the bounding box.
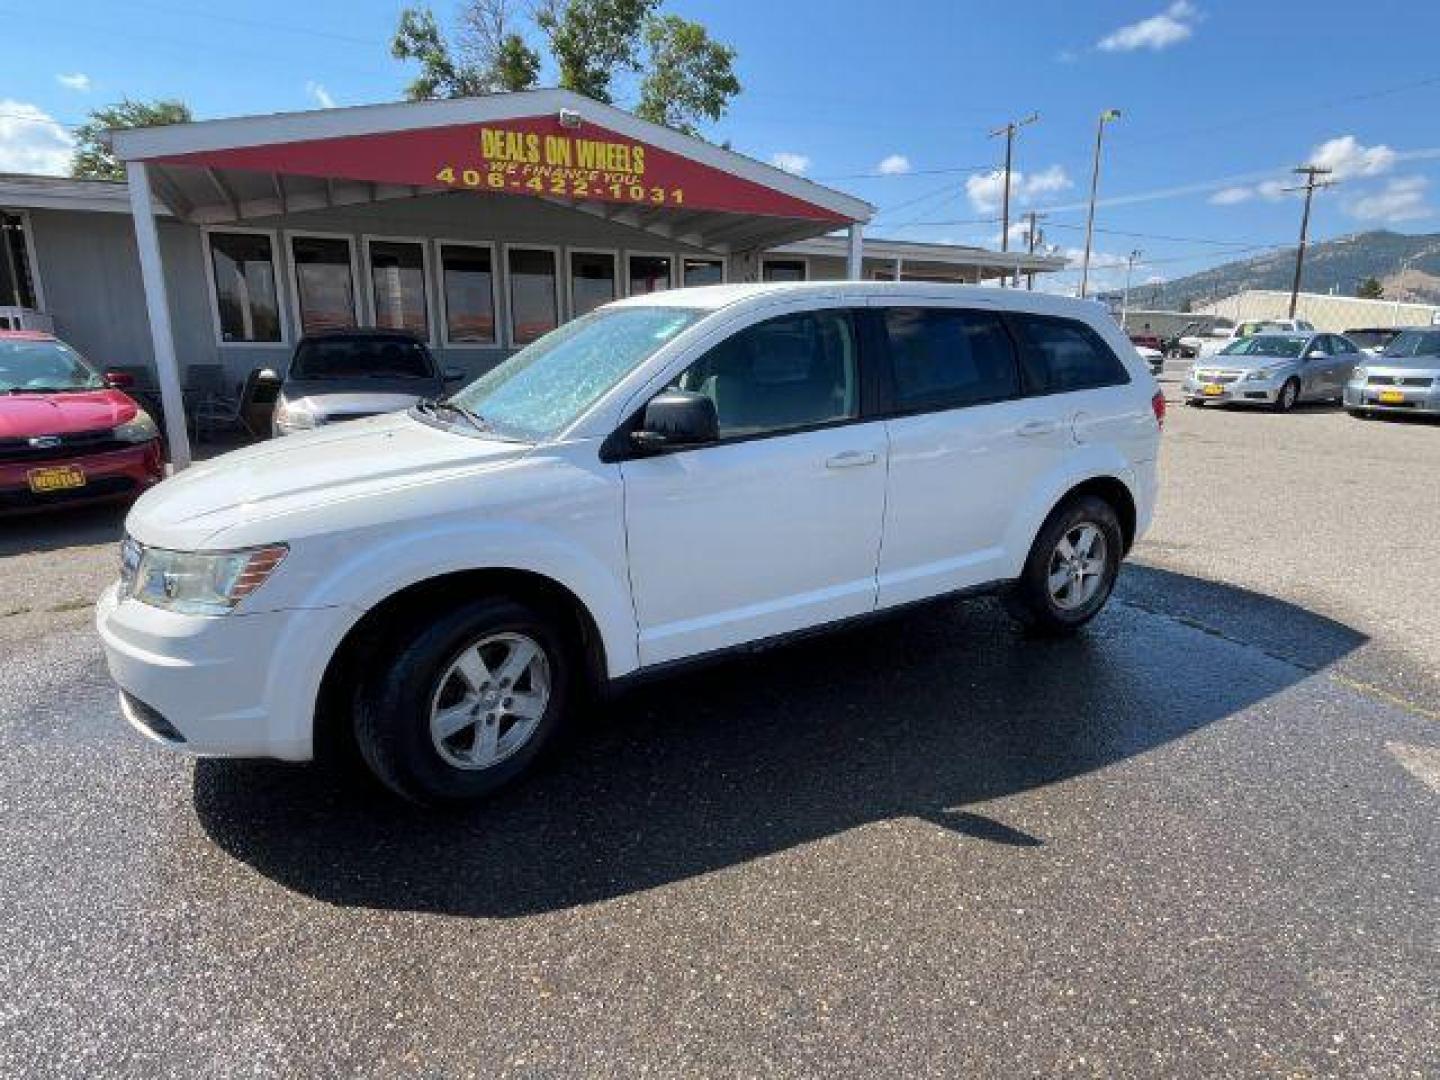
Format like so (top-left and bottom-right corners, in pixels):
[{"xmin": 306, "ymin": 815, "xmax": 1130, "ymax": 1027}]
[{"xmin": 1125, "ymin": 230, "xmax": 1440, "ymax": 311}]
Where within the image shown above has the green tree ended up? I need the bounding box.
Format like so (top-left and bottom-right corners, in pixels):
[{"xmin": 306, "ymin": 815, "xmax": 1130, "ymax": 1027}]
[
  {"xmin": 71, "ymin": 99, "xmax": 193, "ymax": 181},
  {"xmin": 391, "ymin": 8, "xmax": 489, "ymax": 100},
  {"xmin": 1356, "ymin": 276, "xmax": 1384, "ymax": 299},
  {"xmin": 458, "ymin": 0, "xmax": 541, "ymax": 92},
  {"xmin": 391, "ymin": 1, "xmax": 741, "ymax": 137},
  {"xmin": 634, "ymin": 15, "xmax": 740, "ymax": 136},
  {"xmin": 535, "ymin": 0, "xmax": 657, "ymax": 103}
]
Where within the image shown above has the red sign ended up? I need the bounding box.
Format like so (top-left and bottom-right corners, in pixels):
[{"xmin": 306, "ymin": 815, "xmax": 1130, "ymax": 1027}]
[{"xmin": 153, "ymin": 115, "xmax": 848, "ymax": 223}]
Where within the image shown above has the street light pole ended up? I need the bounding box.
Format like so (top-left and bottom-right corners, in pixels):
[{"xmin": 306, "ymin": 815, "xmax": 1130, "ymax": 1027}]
[
  {"xmin": 990, "ymin": 112, "xmax": 1039, "ymax": 285},
  {"xmin": 1120, "ymin": 248, "xmax": 1142, "ymax": 327},
  {"xmin": 1079, "ymin": 108, "xmax": 1121, "ymax": 300},
  {"xmin": 1282, "ymin": 164, "xmax": 1333, "ymax": 318}
]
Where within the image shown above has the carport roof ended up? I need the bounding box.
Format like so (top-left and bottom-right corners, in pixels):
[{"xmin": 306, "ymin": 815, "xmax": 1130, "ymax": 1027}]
[{"xmin": 107, "ymin": 88, "xmax": 874, "ymax": 255}]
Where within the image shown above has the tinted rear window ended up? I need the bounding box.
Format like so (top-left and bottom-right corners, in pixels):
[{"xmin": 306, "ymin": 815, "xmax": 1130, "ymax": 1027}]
[
  {"xmin": 289, "ymin": 336, "xmax": 434, "ymax": 380},
  {"xmin": 1010, "ymin": 314, "xmax": 1130, "ymax": 394},
  {"xmin": 881, "ymin": 307, "xmax": 1020, "ymax": 410}
]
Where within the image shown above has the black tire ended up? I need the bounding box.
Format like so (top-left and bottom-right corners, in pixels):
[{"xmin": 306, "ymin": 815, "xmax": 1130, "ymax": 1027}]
[
  {"xmin": 354, "ymin": 596, "xmax": 574, "ymax": 805},
  {"xmin": 1348, "ymin": 408, "xmax": 1371, "ymax": 420},
  {"xmin": 1004, "ymin": 495, "xmax": 1124, "ymax": 636},
  {"xmin": 1184, "ymin": 398, "xmax": 1205, "ymax": 408},
  {"xmin": 1273, "ymin": 378, "xmax": 1301, "ymax": 413}
]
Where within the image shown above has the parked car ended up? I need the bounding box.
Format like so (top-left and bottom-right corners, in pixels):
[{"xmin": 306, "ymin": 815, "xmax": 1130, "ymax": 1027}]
[
  {"xmin": 1341, "ymin": 326, "xmax": 1404, "ymax": 355},
  {"xmin": 1344, "ymin": 328, "xmax": 1440, "ymax": 419},
  {"xmin": 1135, "ymin": 344, "xmax": 1166, "ymax": 375},
  {"xmin": 0, "ymin": 331, "xmax": 164, "ymax": 513},
  {"xmin": 1189, "ymin": 319, "xmax": 1316, "ymax": 360},
  {"xmin": 1183, "ymin": 331, "xmax": 1361, "ymax": 412},
  {"xmin": 269, "ymin": 329, "xmax": 462, "ymax": 436},
  {"xmin": 1128, "ymin": 330, "xmax": 1164, "ymax": 353},
  {"xmin": 97, "ymin": 283, "xmax": 1163, "ymax": 804},
  {"xmin": 1170, "ymin": 320, "xmax": 1233, "ymax": 359}
]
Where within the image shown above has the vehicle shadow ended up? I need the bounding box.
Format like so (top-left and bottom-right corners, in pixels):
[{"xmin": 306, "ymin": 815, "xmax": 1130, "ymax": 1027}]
[
  {"xmin": 193, "ymin": 565, "xmax": 1366, "ymax": 918},
  {"xmin": 0, "ymin": 501, "xmax": 127, "ymax": 556}
]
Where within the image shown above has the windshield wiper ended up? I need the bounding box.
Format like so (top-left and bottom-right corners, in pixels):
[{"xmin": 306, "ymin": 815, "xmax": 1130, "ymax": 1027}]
[{"xmin": 419, "ymin": 397, "xmax": 489, "ymax": 435}]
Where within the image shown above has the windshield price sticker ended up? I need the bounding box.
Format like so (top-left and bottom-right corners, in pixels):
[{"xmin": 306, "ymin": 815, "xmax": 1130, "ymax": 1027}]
[{"xmin": 435, "ymin": 126, "xmax": 685, "ymax": 207}]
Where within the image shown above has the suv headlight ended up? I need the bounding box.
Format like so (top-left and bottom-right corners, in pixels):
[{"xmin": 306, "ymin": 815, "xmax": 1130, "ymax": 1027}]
[
  {"xmin": 1351, "ymin": 366, "xmax": 1368, "ymax": 382},
  {"xmin": 120, "ymin": 537, "xmax": 288, "ymax": 615},
  {"xmin": 113, "ymin": 410, "xmax": 159, "ymax": 443},
  {"xmin": 273, "ymin": 401, "xmax": 319, "ymax": 432}
]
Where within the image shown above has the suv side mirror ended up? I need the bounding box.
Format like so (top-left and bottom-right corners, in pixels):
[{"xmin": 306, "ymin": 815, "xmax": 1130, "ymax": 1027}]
[{"xmin": 633, "ymin": 390, "xmax": 718, "ymax": 451}]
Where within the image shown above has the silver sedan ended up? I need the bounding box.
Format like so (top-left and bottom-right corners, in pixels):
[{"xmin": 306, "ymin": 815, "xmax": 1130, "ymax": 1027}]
[
  {"xmin": 1183, "ymin": 331, "xmax": 1361, "ymax": 412},
  {"xmin": 1344, "ymin": 328, "xmax": 1440, "ymax": 419}
]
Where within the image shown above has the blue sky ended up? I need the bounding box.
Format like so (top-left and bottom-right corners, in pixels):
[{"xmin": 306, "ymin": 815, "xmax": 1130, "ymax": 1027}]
[{"xmin": 4, "ymin": 0, "xmax": 1440, "ymax": 293}]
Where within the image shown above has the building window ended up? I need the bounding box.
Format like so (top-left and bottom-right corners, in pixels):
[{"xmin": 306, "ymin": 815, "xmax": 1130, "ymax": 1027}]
[
  {"xmin": 683, "ymin": 258, "xmax": 724, "ymax": 287},
  {"xmin": 291, "ymin": 235, "xmax": 357, "ymax": 334},
  {"xmin": 1, "ymin": 211, "xmax": 40, "ymax": 310},
  {"xmin": 762, "ymin": 258, "xmax": 807, "ymax": 283},
  {"xmin": 207, "ymin": 231, "xmax": 282, "ymax": 343},
  {"xmin": 507, "ymin": 247, "xmax": 559, "ymax": 346},
  {"xmin": 570, "ymin": 250, "xmax": 616, "ymax": 317},
  {"xmin": 367, "ymin": 239, "xmax": 429, "ymax": 338},
  {"xmin": 439, "ymin": 243, "xmax": 497, "ymax": 345},
  {"xmin": 628, "ymin": 253, "xmax": 673, "ymax": 295}
]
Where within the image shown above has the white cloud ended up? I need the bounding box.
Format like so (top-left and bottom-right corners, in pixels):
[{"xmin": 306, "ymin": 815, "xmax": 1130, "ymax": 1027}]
[
  {"xmin": 1210, "ymin": 177, "xmax": 1291, "ymax": 206},
  {"xmin": 0, "ymin": 100, "xmax": 75, "ymax": 176},
  {"xmin": 1209, "ymin": 186, "xmax": 1252, "ymax": 206},
  {"xmin": 771, "ymin": 151, "xmax": 810, "ymax": 175},
  {"xmin": 966, "ymin": 165, "xmax": 1071, "ymax": 213},
  {"xmin": 1348, "ymin": 175, "xmax": 1431, "ymax": 224},
  {"xmin": 876, "ymin": 154, "xmax": 910, "ymax": 176},
  {"xmin": 1098, "ymin": 1, "xmax": 1199, "ymax": 52},
  {"xmin": 56, "ymin": 72, "xmax": 91, "ymax": 92},
  {"xmin": 306, "ymin": 81, "xmax": 336, "ymax": 109},
  {"xmin": 1309, "ymin": 135, "xmax": 1395, "ymax": 181}
]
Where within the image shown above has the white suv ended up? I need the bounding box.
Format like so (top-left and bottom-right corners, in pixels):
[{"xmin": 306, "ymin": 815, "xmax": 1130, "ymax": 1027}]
[{"xmin": 97, "ymin": 284, "xmax": 1163, "ymax": 804}]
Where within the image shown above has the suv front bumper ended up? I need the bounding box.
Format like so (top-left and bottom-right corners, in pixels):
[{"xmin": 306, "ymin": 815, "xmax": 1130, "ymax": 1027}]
[{"xmin": 96, "ymin": 583, "xmax": 349, "ymax": 760}]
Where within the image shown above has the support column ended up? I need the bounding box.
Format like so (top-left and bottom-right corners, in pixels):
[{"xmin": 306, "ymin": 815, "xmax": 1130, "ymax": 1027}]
[
  {"xmin": 846, "ymin": 223, "xmax": 864, "ymax": 280},
  {"xmin": 125, "ymin": 161, "xmax": 190, "ymax": 470}
]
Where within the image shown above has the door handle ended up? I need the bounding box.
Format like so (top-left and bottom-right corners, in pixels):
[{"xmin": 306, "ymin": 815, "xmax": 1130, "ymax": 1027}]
[
  {"xmin": 1016, "ymin": 418, "xmax": 1059, "ymax": 437},
  {"xmin": 825, "ymin": 450, "xmax": 878, "ymax": 469}
]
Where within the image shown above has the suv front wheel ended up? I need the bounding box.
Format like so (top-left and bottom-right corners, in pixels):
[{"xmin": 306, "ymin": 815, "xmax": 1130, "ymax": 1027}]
[
  {"xmin": 1004, "ymin": 495, "xmax": 1124, "ymax": 636},
  {"xmin": 354, "ymin": 597, "xmax": 573, "ymax": 804}
]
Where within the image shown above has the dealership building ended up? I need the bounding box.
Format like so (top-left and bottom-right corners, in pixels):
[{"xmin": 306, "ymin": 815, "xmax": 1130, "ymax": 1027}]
[{"xmin": 0, "ymin": 88, "xmax": 1064, "ymax": 461}]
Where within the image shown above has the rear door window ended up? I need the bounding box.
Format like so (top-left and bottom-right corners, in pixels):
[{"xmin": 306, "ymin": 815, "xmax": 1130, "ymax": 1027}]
[
  {"xmin": 1009, "ymin": 313, "xmax": 1131, "ymax": 394},
  {"xmin": 879, "ymin": 307, "xmax": 1020, "ymax": 412}
]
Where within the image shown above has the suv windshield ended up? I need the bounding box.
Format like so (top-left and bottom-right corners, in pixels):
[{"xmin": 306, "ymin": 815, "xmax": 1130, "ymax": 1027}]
[
  {"xmin": 0, "ymin": 339, "xmax": 105, "ymax": 393},
  {"xmin": 442, "ymin": 306, "xmax": 704, "ymax": 441},
  {"xmin": 1219, "ymin": 334, "xmax": 1307, "ymax": 358},
  {"xmin": 289, "ymin": 336, "xmax": 435, "ymax": 380},
  {"xmin": 1380, "ymin": 330, "xmax": 1440, "ymax": 358}
]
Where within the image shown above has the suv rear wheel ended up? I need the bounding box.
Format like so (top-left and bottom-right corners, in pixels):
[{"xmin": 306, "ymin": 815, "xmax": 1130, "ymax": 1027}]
[
  {"xmin": 1004, "ymin": 494, "xmax": 1123, "ymax": 636},
  {"xmin": 354, "ymin": 596, "xmax": 573, "ymax": 804}
]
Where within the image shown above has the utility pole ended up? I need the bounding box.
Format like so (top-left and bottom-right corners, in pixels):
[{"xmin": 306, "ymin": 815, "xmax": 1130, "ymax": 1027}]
[
  {"xmin": 990, "ymin": 112, "xmax": 1039, "ymax": 284},
  {"xmin": 1120, "ymin": 249, "xmax": 1142, "ymax": 328},
  {"xmin": 1023, "ymin": 211, "xmax": 1046, "ymax": 290},
  {"xmin": 1080, "ymin": 108, "xmax": 1122, "ymax": 300},
  {"xmin": 1282, "ymin": 164, "xmax": 1333, "ymax": 318}
]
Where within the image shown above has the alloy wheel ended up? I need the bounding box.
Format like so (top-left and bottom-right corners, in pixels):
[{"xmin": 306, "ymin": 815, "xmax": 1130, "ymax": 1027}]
[
  {"xmin": 428, "ymin": 632, "xmax": 551, "ymax": 770},
  {"xmin": 1047, "ymin": 523, "xmax": 1109, "ymax": 611}
]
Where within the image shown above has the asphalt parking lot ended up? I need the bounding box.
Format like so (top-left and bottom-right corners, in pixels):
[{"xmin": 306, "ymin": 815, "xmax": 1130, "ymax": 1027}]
[{"xmin": 1, "ymin": 387, "xmax": 1436, "ymax": 1078}]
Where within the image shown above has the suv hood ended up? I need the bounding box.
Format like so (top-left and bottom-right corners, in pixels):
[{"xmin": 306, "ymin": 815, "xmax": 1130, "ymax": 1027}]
[{"xmin": 127, "ymin": 412, "xmax": 531, "ymax": 549}]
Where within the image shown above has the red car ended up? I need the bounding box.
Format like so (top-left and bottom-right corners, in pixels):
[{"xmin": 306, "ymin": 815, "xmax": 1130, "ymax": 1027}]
[{"xmin": 0, "ymin": 331, "xmax": 165, "ymax": 514}]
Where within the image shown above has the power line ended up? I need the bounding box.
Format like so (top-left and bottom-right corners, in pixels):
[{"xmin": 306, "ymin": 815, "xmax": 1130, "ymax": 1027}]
[{"xmin": 813, "ymin": 163, "xmax": 995, "ymax": 181}]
